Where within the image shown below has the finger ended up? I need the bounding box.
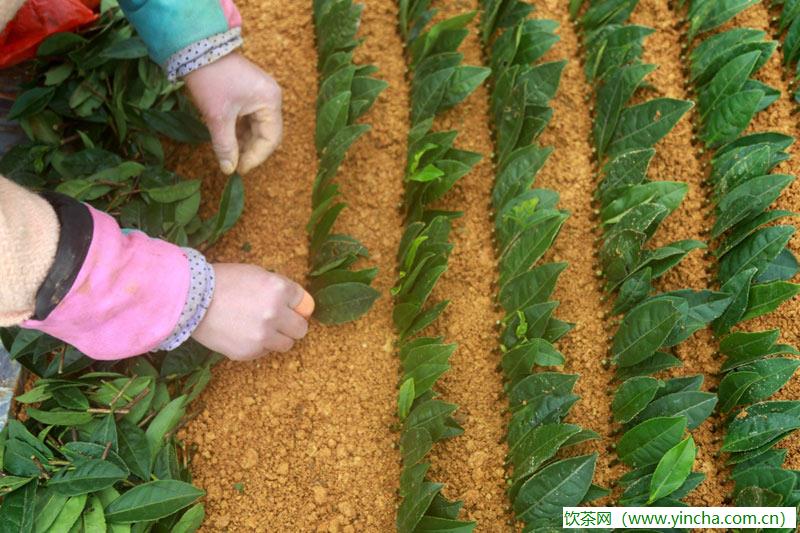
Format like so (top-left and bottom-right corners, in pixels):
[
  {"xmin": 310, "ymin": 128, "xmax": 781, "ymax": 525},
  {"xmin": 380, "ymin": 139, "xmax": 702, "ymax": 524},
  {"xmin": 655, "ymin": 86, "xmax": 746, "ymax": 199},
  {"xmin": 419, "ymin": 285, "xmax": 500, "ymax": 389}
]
[
  {"xmin": 278, "ymin": 309, "xmax": 309, "ymax": 340},
  {"xmin": 238, "ymin": 108, "xmax": 282, "ymax": 174},
  {"xmin": 265, "ymin": 332, "xmax": 294, "ymax": 353},
  {"xmin": 208, "ymin": 114, "xmax": 240, "ymax": 175}
]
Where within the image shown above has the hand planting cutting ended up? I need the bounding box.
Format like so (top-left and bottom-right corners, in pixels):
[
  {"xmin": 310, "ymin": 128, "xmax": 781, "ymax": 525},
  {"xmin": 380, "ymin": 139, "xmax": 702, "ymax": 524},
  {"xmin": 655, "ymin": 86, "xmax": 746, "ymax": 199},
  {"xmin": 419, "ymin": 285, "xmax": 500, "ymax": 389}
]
[{"xmin": 0, "ymin": 0, "xmax": 312, "ymax": 362}]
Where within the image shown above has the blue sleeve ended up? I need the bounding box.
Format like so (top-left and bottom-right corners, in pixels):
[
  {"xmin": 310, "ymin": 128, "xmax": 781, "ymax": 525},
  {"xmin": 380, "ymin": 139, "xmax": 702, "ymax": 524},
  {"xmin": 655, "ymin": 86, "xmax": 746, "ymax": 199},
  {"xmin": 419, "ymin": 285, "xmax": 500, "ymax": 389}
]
[{"xmin": 119, "ymin": 0, "xmax": 238, "ymax": 65}]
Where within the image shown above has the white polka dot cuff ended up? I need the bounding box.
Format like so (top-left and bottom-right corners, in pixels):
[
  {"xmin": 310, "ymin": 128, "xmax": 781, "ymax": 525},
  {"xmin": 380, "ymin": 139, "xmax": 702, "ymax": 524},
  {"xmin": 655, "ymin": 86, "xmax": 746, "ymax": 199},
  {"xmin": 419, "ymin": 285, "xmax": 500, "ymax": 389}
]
[
  {"xmin": 165, "ymin": 27, "xmax": 244, "ymax": 82},
  {"xmin": 155, "ymin": 248, "xmax": 215, "ymax": 352}
]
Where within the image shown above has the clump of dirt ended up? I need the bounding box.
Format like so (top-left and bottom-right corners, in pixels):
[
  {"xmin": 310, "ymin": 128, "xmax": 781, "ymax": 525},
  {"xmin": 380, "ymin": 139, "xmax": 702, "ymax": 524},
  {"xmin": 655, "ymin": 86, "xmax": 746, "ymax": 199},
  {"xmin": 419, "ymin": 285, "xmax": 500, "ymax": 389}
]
[{"xmin": 177, "ymin": 0, "xmax": 410, "ymax": 530}]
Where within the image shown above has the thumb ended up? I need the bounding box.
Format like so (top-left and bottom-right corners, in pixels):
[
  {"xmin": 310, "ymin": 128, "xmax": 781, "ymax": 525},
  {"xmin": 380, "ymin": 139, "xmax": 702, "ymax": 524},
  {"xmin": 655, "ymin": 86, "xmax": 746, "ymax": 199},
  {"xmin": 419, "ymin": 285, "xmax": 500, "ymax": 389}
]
[{"xmin": 209, "ymin": 114, "xmax": 240, "ymax": 175}]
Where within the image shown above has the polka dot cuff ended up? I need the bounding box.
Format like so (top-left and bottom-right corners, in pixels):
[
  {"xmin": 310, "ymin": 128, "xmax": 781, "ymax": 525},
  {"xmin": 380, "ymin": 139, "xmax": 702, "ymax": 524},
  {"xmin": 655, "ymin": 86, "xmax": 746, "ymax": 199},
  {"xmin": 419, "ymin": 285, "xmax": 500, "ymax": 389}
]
[
  {"xmin": 165, "ymin": 28, "xmax": 243, "ymax": 82},
  {"xmin": 155, "ymin": 248, "xmax": 215, "ymax": 352}
]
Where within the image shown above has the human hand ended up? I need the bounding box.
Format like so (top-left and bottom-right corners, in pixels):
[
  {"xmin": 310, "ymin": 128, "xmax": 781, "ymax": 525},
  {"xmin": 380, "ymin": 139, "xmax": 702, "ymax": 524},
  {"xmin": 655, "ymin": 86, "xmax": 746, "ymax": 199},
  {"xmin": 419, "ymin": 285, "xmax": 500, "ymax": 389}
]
[
  {"xmin": 191, "ymin": 263, "xmax": 315, "ymax": 361},
  {"xmin": 185, "ymin": 53, "xmax": 283, "ymax": 175}
]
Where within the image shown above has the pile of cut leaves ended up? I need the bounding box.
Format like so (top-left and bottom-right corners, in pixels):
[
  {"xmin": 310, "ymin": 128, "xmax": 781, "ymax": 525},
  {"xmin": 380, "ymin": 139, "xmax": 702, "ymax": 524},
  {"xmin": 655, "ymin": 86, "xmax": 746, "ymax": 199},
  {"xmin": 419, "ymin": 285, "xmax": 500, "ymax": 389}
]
[{"xmin": 0, "ymin": 5, "xmax": 243, "ymax": 530}]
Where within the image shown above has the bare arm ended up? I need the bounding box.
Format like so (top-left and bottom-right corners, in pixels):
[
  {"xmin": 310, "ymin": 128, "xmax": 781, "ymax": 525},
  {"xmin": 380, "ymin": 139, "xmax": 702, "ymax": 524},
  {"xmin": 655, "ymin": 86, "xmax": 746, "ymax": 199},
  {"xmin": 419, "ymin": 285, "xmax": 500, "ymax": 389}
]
[{"xmin": 0, "ymin": 176, "xmax": 59, "ymax": 326}]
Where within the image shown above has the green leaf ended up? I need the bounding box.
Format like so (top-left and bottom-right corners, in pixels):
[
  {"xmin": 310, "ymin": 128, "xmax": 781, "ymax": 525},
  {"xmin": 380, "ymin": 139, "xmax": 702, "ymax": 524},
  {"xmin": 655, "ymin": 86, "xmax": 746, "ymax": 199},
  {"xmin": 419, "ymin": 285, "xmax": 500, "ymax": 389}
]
[
  {"xmin": 0, "ymin": 480, "xmax": 35, "ymax": 532},
  {"xmin": 145, "ymin": 395, "xmax": 186, "ymax": 460},
  {"xmin": 499, "ymin": 262, "xmax": 567, "ymax": 313},
  {"xmin": 719, "ymin": 371, "xmax": 762, "ymax": 413},
  {"xmin": 607, "ymin": 98, "xmax": 693, "ymax": 157},
  {"xmin": 104, "ymin": 480, "xmax": 205, "ymax": 523},
  {"xmin": 613, "ymin": 377, "xmax": 661, "ymax": 423},
  {"xmin": 33, "ymin": 488, "xmax": 69, "ymax": 533},
  {"xmin": 738, "ymin": 358, "xmax": 800, "ymax": 404},
  {"xmin": 49, "ymin": 459, "xmax": 127, "ymax": 496},
  {"xmin": 172, "ymin": 503, "xmax": 205, "ymax": 533},
  {"xmin": 415, "ymin": 516, "xmax": 475, "ymax": 532},
  {"xmin": 688, "ymin": 0, "xmax": 759, "ymax": 40},
  {"xmin": 25, "ymin": 408, "xmax": 92, "ymax": 426},
  {"xmin": 400, "ymin": 428, "xmax": 433, "ymax": 468},
  {"xmin": 712, "ymin": 175, "xmax": 794, "ymax": 238},
  {"xmin": 140, "ymin": 110, "xmax": 210, "ymax": 144},
  {"xmin": 648, "ymin": 437, "xmax": 696, "ymax": 503},
  {"xmin": 755, "ymin": 248, "xmax": 799, "ymax": 283},
  {"xmin": 398, "ymin": 378, "xmax": 415, "ymax": 421},
  {"xmin": 117, "ymin": 420, "xmax": 151, "ymax": 481},
  {"xmin": 741, "ymin": 281, "xmax": 800, "ymax": 322},
  {"xmin": 314, "ymin": 282, "xmax": 380, "ymax": 324},
  {"xmin": 701, "ymin": 90, "xmax": 763, "ymax": 147},
  {"xmin": 712, "ymin": 267, "xmax": 757, "ymax": 335},
  {"xmin": 616, "ymin": 351, "xmax": 682, "ymax": 380},
  {"xmin": 101, "ymin": 38, "xmax": 148, "ymax": 59},
  {"xmin": 691, "ymin": 29, "xmax": 773, "ymax": 86},
  {"xmin": 82, "ymin": 495, "xmax": 107, "ymax": 533},
  {"xmin": 513, "ymin": 454, "xmax": 597, "ymax": 526},
  {"xmin": 508, "ymin": 423, "xmax": 582, "ymax": 483},
  {"xmin": 0, "ymin": 476, "xmax": 35, "ymax": 495},
  {"xmin": 617, "ymin": 416, "xmax": 687, "ymax": 468},
  {"xmin": 47, "ymin": 494, "xmax": 87, "ymax": 532},
  {"xmin": 633, "ymin": 391, "xmax": 717, "ymax": 430},
  {"xmin": 38, "ymin": 33, "xmax": 87, "ymax": 56},
  {"xmin": 612, "ymin": 298, "xmax": 683, "ymax": 367},
  {"xmin": 720, "ymin": 329, "xmax": 800, "ymax": 371},
  {"xmin": 722, "ymin": 401, "xmax": 800, "ymax": 452},
  {"xmin": 8, "ymin": 87, "xmax": 56, "ymax": 120},
  {"xmin": 146, "ymin": 180, "xmax": 201, "ymax": 203},
  {"xmin": 207, "ymin": 173, "xmax": 245, "ymax": 244},
  {"xmin": 699, "ymin": 51, "xmax": 760, "ymax": 120},
  {"xmin": 594, "ymin": 63, "xmax": 655, "ymax": 157},
  {"xmin": 719, "ymin": 226, "xmax": 795, "ymax": 284}
]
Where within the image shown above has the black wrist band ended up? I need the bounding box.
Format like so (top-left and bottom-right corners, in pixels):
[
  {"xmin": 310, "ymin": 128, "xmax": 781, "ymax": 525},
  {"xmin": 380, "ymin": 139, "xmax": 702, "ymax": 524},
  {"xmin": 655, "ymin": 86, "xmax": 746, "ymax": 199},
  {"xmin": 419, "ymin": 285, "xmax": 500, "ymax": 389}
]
[{"xmin": 32, "ymin": 192, "xmax": 93, "ymax": 321}]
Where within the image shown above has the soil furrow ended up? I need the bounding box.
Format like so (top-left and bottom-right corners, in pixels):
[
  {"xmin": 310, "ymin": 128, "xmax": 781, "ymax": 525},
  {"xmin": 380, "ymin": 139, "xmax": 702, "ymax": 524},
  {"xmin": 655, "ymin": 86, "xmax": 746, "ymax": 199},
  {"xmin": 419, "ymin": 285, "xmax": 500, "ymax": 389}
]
[
  {"xmin": 534, "ymin": 0, "xmax": 621, "ymax": 494},
  {"xmin": 630, "ymin": 0, "xmax": 727, "ymax": 506},
  {"xmin": 180, "ymin": 0, "xmax": 407, "ymax": 530},
  {"xmin": 418, "ymin": 1, "xmax": 511, "ymax": 529},
  {"xmin": 718, "ymin": 2, "xmax": 800, "ymax": 472}
]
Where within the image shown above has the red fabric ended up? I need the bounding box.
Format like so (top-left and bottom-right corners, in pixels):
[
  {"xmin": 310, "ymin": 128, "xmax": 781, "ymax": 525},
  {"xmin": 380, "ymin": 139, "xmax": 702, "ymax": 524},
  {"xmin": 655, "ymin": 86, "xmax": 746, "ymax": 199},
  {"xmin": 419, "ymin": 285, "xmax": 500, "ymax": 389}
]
[{"xmin": 0, "ymin": 0, "xmax": 99, "ymax": 69}]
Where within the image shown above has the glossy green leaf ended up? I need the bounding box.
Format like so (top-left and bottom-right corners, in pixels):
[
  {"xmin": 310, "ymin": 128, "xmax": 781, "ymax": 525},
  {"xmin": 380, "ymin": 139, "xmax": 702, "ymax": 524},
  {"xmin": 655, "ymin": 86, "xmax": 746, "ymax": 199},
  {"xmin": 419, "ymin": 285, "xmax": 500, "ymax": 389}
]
[
  {"xmin": 648, "ymin": 437, "xmax": 696, "ymax": 503},
  {"xmin": 612, "ymin": 298, "xmax": 683, "ymax": 367},
  {"xmin": 718, "ymin": 226, "xmax": 795, "ymax": 284},
  {"xmin": 722, "ymin": 401, "xmax": 800, "ymax": 452},
  {"xmin": 0, "ymin": 480, "xmax": 35, "ymax": 532},
  {"xmin": 613, "ymin": 377, "xmax": 661, "ymax": 423},
  {"xmin": 617, "ymin": 416, "xmax": 687, "ymax": 468},
  {"xmin": 513, "ymin": 454, "xmax": 597, "ymax": 526},
  {"xmin": 632, "ymin": 391, "xmax": 717, "ymax": 430},
  {"xmin": 314, "ymin": 282, "xmax": 380, "ymax": 324},
  {"xmin": 607, "ymin": 98, "xmax": 693, "ymax": 157},
  {"xmin": 712, "ymin": 175, "xmax": 794, "ymax": 238},
  {"xmin": 104, "ymin": 481, "xmax": 204, "ymax": 523}
]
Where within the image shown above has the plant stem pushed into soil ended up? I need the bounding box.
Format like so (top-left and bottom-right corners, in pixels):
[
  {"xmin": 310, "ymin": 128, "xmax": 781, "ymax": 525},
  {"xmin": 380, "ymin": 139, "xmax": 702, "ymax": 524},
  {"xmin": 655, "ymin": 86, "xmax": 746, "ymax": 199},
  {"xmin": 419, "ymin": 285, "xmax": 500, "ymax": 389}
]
[
  {"xmin": 415, "ymin": 1, "xmax": 512, "ymax": 528},
  {"xmin": 533, "ymin": 0, "xmax": 622, "ymax": 497},
  {"xmin": 180, "ymin": 0, "xmax": 407, "ymax": 530},
  {"xmin": 721, "ymin": 2, "xmax": 800, "ymax": 472},
  {"xmin": 632, "ymin": 0, "xmax": 728, "ymax": 507}
]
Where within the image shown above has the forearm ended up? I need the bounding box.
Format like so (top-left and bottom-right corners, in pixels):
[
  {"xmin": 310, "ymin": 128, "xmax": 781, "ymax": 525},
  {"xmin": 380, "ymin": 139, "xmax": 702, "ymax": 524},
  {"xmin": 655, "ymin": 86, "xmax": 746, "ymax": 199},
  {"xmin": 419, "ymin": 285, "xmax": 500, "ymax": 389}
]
[
  {"xmin": 1, "ymin": 177, "xmax": 214, "ymax": 360},
  {"xmin": 0, "ymin": 177, "xmax": 59, "ymax": 326}
]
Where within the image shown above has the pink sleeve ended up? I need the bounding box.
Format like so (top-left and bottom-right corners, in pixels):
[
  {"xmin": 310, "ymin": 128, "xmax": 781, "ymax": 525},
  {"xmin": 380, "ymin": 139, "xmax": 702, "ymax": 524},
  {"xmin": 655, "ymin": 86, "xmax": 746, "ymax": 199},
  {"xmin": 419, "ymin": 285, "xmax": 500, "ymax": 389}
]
[
  {"xmin": 22, "ymin": 205, "xmax": 190, "ymax": 361},
  {"xmin": 219, "ymin": 0, "xmax": 242, "ymax": 27}
]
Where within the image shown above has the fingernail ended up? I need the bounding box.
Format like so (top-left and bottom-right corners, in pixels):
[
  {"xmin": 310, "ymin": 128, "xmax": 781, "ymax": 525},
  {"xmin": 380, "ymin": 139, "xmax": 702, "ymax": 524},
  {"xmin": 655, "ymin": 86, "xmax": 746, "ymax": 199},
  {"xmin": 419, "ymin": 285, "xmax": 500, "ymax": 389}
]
[
  {"xmin": 294, "ymin": 290, "xmax": 315, "ymax": 318},
  {"xmin": 221, "ymin": 160, "xmax": 235, "ymax": 174}
]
